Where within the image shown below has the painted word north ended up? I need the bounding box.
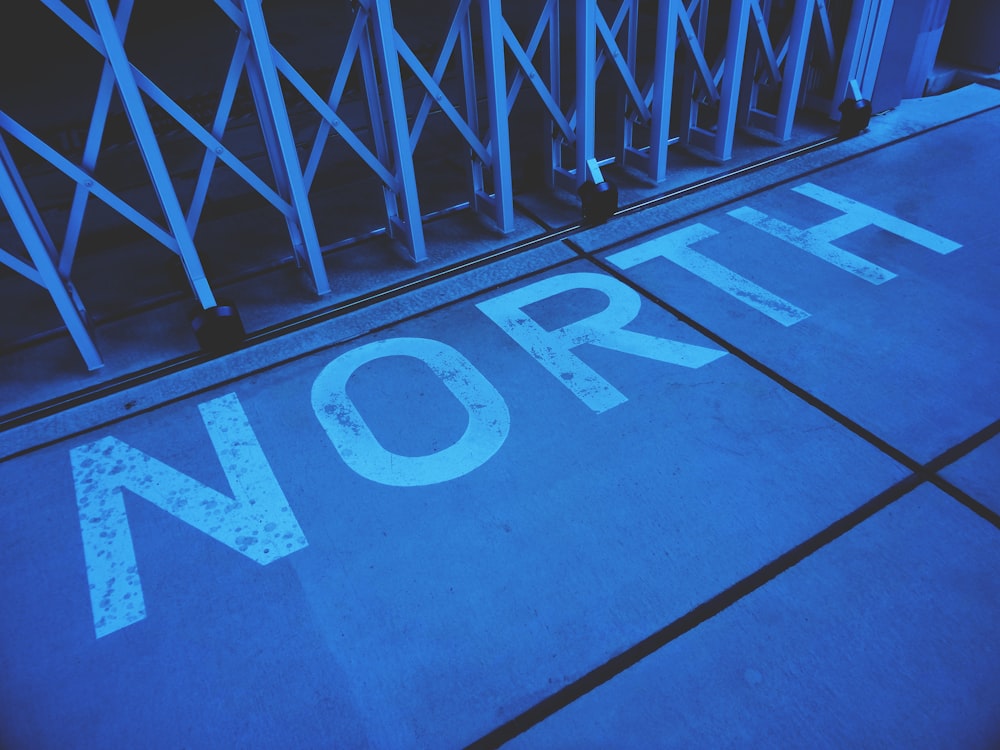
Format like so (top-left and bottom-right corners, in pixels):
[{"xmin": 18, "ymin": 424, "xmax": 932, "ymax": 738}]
[{"xmin": 70, "ymin": 183, "xmax": 960, "ymax": 638}]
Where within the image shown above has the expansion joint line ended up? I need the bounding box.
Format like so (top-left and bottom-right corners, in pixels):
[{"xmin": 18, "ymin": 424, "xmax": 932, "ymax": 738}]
[
  {"xmin": 464, "ymin": 242, "xmax": 1000, "ymax": 747},
  {"xmin": 467, "ymin": 473, "xmax": 922, "ymax": 749},
  {"xmin": 583, "ymin": 252, "xmax": 1000, "ymax": 531}
]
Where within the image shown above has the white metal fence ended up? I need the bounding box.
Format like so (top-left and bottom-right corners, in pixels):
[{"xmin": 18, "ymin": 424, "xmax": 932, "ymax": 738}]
[{"xmin": 0, "ymin": 0, "xmax": 893, "ymax": 370}]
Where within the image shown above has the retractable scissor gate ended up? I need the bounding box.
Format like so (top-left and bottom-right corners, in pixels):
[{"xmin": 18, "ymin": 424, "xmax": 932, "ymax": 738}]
[{"xmin": 0, "ymin": 0, "xmax": 893, "ymax": 370}]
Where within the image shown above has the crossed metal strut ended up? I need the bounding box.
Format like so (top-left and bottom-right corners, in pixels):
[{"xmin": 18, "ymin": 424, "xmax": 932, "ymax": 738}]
[{"xmin": 0, "ymin": 0, "xmax": 885, "ymax": 371}]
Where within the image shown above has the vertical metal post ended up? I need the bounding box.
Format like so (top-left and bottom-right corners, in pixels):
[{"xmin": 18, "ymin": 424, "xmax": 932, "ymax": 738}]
[
  {"xmin": 548, "ymin": 0, "xmax": 562, "ymax": 188},
  {"xmin": 647, "ymin": 0, "xmax": 678, "ymax": 182},
  {"xmin": 460, "ymin": 7, "xmax": 485, "ymax": 209},
  {"xmin": 480, "ymin": 0, "xmax": 515, "ymax": 232},
  {"xmin": 576, "ymin": 0, "xmax": 597, "ymax": 187},
  {"xmin": 356, "ymin": 15, "xmax": 402, "ymax": 245},
  {"xmin": 84, "ymin": 0, "xmax": 217, "ymax": 309},
  {"xmin": 369, "ymin": 0, "xmax": 427, "ymax": 262},
  {"xmin": 615, "ymin": 0, "xmax": 638, "ymax": 168},
  {"xmin": 863, "ymin": 3, "xmax": 894, "ymax": 97},
  {"xmin": 241, "ymin": 0, "xmax": 330, "ymax": 294},
  {"xmin": 715, "ymin": 0, "xmax": 751, "ymax": 161},
  {"xmin": 833, "ymin": 0, "xmax": 894, "ymax": 113},
  {"xmin": 0, "ymin": 139, "xmax": 103, "ymax": 370},
  {"xmin": 775, "ymin": 0, "xmax": 815, "ymax": 141}
]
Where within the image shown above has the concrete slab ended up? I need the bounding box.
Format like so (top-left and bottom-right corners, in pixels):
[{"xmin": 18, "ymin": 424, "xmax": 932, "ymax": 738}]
[
  {"xmin": 506, "ymin": 484, "xmax": 1000, "ymax": 750},
  {"xmin": 597, "ymin": 107, "xmax": 1000, "ymax": 464},
  {"xmin": 0, "ymin": 262, "xmax": 907, "ymax": 748},
  {"xmin": 941, "ymin": 434, "xmax": 1000, "ymax": 516}
]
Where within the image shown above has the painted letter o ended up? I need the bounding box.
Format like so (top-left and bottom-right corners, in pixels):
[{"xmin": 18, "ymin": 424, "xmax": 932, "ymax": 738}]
[{"xmin": 311, "ymin": 337, "xmax": 510, "ymax": 486}]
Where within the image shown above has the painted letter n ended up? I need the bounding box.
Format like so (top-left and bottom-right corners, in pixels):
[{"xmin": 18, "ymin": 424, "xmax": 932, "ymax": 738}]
[{"xmin": 71, "ymin": 393, "xmax": 307, "ymax": 638}]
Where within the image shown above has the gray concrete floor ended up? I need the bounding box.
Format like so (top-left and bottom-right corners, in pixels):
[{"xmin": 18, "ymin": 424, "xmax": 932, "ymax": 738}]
[{"xmin": 1, "ymin": 84, "xmax": 999, "ymax": 749}]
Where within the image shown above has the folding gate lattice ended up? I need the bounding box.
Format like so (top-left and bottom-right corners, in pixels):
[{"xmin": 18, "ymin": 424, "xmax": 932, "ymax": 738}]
[{"xmin": 0, "ymin": 0, "xmax": 893, "ymax": 370}]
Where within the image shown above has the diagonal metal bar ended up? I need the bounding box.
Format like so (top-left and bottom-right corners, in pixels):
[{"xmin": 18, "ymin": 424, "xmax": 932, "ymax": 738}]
[
  {"xmin": 503, "ymin": 0, "xmax": 557, "ymax": 113},
  {"xmin": 591, "ymin": 0, "xmax": 632, "ymax": 89},
  {"xmin": 0, "ymin": 246, "xmax": 42, "ymax": 285},
  {"xmin": 240, "ymin": 0, "xmax": 329, "ymax": 294},
  {"xmin": 459, "ymin": 7, "xmax": 480, "ymax": 153},
  {"xmin": 0, "ymin": 139, "xmax": 59, "ymax": 274},
  {"xmin": 394, "ymin": 33, "xmax": 490, "ymax": 162},
  {"xmin": 133, "ymin": 68, "xmax": 290, "ymax": 214},
  {"xmin": 43, "ymin": 0, "xmax": 319, "ymax": 285},
  {"xmin": 677, "ymin": 2, "xmax": 720, "ymax": 102},
  {"xmin": 57, "ymin": 0, "xmax": 134, "ymax": 276},
  {"xmin": 354, "ymin": 12, "xmax": 402, "ymax": 242},
  {"xmin": 185, "ymin": 32, "xmax": 255, "ymax": 234},
  {"xmin": 0, "ymin": 129, "xmax": 60, "ymax": 268},
  {"xmin": 0, "ymin": 136, "xmax": 103, "ymax": 370},
  {"xmin": 213, "ymin": 0, "xmax": 394, "ymax": 187},
  {"xmin": 38, "ymin": 0, "xmax": 97, "ymax": 45},
  {"xmin": 85, "ymin": 0, "xmax": 216, "ymax": 307},
  {"xmin": 40, "ymin": 2, "xmax": 294, "ymax": 220},
  {"xmin": 408, "ymin": 0, "xmax": 472, "ymax": 148},
  {"xmin": 272, "ymin": 53, "xmax": 395, "ymax": 186},
  {"xmin": 594, "ymin": 4, "xmax": 652, "ymax": 122},
  {"xmin": 714, "ymin": 0, "xmax": 752, "ymax": 161},
  {"xmin": 777, "ymin": 33, "xmax": 790, "ymax": 67},
  {"xmin": 501, "ymin": 19, "xmax": 575, "ymax": 142},
  {"xmin": 748, "ymin": 0, "xmax": 782, "ymax": 85},
  {"xmin": 814, "ymin": 0, "xmax": 837, "ymax": 63},
  {"xmin": 0, "ymin": 112, "xmax": 179, "ymax": 250},
  {"xmin": 569, "ymin": 0, "xmax": 639, "ymax": 131},
  {"xmin": 241, "ymin": 45, "xmax": 307, "ymax": 257},
  {"xmin": 302, "ymin": 6, "xmax": 370, "ymax": 190}
]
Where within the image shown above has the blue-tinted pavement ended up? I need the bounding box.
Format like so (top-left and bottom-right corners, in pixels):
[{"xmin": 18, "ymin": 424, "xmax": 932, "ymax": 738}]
[{"xmin": 1, "ymin": 88, "xmax": 999, "ymax": 748}]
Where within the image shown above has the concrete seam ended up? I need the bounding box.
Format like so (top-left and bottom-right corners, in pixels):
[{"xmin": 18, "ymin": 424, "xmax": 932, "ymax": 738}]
[{"xmin": 466, "ymin": 473, "xmax": 924, "ymax": 749}]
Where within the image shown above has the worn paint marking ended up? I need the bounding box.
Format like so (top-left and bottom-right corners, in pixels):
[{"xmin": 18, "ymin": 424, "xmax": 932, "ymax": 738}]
[
  {"xmin": 728, "ymin": 182, "xmax": 961, "ymax": 285},
  {"xmin": 477, "ymin": 272, "xmax": 727, "ymax": 413},
  {"xmin": 71, "ymin": 393, "xmax": 307, "ymax": 638},
  {"xmin": 607, "ymin": 223, "xmax": 811, "ymax": 326},
  {"xmin": 312, "ymin": 337, "xmax": 511, "ymax": 487}
]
